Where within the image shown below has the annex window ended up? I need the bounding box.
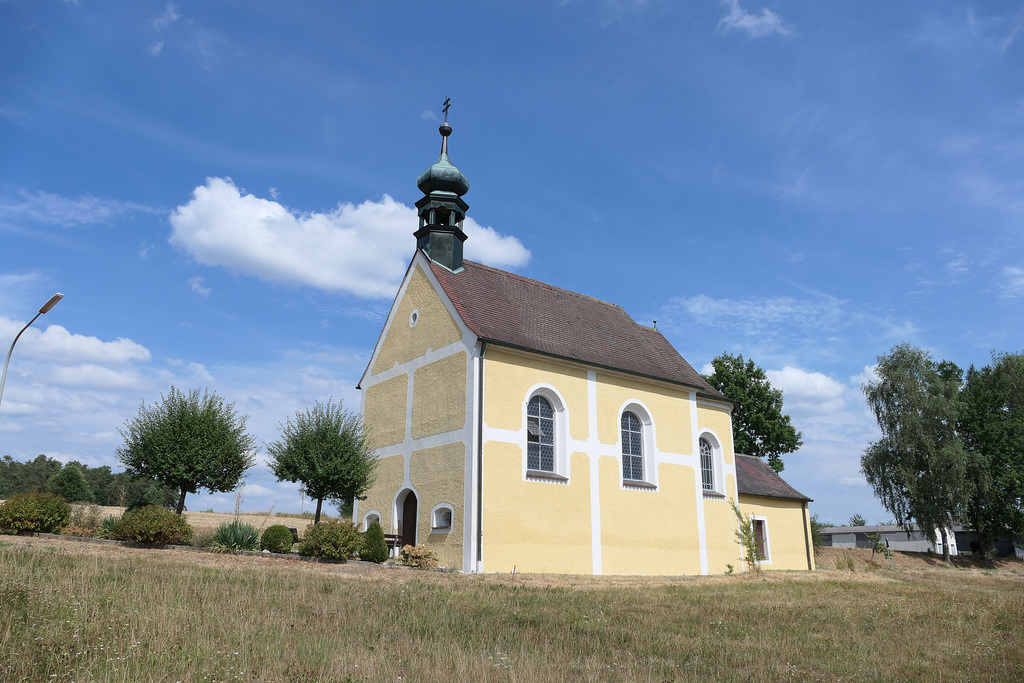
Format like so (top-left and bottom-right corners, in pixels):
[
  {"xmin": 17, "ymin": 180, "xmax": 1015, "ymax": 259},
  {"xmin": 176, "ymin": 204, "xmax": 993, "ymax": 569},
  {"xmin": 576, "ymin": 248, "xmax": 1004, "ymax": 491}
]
[
  {"xmin": 527, "ymin": 395, "xmax": 555, "ymax": 472},
  {"xmin": 362, "ymin": 511, "xmax": 381, "ymax": 532},
  {"xmin": 752, "ymin": 518, "xmax": 770, "ymax": 563},
  {"xmin": 621, "ymin": 411, "xmax": 644, "ymax": 481},
  {"xmin": 431, "ymin": 504, "xmax": 453, "ymax": 533},
  {"xmin": 700, "ymin": 437, "xmax": 714, "ymax": 491}
]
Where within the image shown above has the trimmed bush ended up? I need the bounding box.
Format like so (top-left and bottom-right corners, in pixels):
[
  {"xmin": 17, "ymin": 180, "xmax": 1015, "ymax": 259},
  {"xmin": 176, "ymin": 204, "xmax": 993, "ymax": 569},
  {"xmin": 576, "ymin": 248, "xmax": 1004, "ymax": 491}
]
[
  {"xmin": 360, "ymin": 520, "xmax": 389, "ymax": 563},
  {"xmin": 111, "ymin": 505, "xmax": 193, "ymax": 545},
  {"xmin": 298, "ymin": 520, "xmax": 361, "ymax": 561},
  {"xmin": 260, "ymin": 524, "xmax": 294, "ymax": 553},
  {"xmin": 0, "ymin": 493, "xmax": 72, "ymax": 534},
  {"xmin": 399, "ymin": 544, "xmax": 438, "ymax": 570},
  {"xmin": 214, "ymin": 520, "xmax": 260, "ymax": 550}
]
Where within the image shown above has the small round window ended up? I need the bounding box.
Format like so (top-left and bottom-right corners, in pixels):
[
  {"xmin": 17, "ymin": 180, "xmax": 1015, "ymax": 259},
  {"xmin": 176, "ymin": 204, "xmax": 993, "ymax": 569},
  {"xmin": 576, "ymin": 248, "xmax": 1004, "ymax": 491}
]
[{"xmin": 409, "ymin": 309, "xmax": 420, "ymax": 327}]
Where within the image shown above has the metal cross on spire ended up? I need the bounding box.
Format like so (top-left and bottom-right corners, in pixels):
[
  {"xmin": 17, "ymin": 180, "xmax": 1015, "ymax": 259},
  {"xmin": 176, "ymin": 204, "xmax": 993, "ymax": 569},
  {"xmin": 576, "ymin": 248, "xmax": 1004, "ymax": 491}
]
[{"xmin": 442, "ymin": 96, "xmax": 451, "ymax": 122}]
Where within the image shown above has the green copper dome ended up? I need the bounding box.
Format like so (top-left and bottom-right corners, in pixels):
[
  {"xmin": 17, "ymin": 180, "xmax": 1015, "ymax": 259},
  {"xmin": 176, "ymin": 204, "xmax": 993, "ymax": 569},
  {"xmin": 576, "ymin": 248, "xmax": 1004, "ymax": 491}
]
[{"xmin": 416, "ymin": 122, "xmax": 470, "ymax": 197}]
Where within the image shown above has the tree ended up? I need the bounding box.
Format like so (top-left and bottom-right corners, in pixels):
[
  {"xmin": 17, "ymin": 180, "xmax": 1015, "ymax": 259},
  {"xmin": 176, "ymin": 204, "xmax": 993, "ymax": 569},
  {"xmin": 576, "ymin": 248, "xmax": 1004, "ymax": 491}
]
[
  {"xmin": 46, "ymin": 463, "xmax": 94, "ymax": 503},
  {"xmin": 960, "ymin": 351, "xmax": 1024, "ymax": 560},
  {"xmin": 861, "ymin": 343, "xmax": 969, "ymax": 565},
  {"xmin": 117, "ymin": 387, "xmax": 255, "ymax": 514},
  {"xmin": 849, "ymin": 513, "xmax": 867, "ymax": 527},
  {"xmin": 703, "ymin": 352, "xmax": 802, "ymax": 471},
  {"xmin": 267, "ymin": 399, "xmax": 376, "ymax": 524}
]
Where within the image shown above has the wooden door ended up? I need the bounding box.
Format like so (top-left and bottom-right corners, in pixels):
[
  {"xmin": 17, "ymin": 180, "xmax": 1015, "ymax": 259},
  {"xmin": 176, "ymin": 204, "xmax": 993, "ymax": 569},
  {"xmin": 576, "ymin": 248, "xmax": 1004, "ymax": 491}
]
[{"xmin": 401, "ymin": 491, "xmax": 418, "ymax": 548}]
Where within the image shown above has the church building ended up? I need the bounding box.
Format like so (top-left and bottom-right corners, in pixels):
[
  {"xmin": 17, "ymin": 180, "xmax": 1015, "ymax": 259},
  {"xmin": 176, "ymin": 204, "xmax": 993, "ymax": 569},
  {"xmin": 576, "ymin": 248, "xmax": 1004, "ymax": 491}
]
[{"xmin": 355, "ymin": 111, "xmax": 814, "ymax": 574}]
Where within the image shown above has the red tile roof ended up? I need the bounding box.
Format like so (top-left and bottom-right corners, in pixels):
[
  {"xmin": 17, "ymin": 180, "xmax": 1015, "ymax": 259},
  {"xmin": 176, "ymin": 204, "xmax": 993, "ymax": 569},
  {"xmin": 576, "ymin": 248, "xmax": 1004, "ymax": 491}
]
[
  {"xmin": 735, "ymin": 454, "xmax": 812, "ymax": 502},
  {"xmin": 430, "ymin": 259, "xmax": 726, "ymax": 400}
]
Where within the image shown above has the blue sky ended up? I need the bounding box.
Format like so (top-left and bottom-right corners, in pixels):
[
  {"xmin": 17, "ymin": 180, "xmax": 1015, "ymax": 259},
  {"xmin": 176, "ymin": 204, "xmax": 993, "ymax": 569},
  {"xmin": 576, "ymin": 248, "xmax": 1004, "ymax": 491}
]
[{"xmin": 2, "ymin": 1, "xmax": 1022, "ymax": 524}]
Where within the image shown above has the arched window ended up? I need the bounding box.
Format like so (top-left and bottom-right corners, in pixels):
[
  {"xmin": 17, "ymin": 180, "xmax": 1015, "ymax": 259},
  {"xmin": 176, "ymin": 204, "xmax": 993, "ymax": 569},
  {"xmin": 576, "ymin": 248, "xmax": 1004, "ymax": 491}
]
[
  {"xmin": 527, "ymin": 395, "xmax": 555, "ymax": 472},
  {"xmin": 621, "ymin": 411, "xmax": 643, "ymax": 481},
  {"xmin": 362, "ymin": 511, "xmax": 381, "ymax": 532},
  {"xmin": 700, "ymin": 437, "xmax": 714, "ymax": 491}
]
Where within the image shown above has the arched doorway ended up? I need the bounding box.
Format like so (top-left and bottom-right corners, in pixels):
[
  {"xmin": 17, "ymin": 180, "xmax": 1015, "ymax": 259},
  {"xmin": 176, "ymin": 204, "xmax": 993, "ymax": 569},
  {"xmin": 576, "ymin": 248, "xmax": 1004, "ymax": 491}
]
[{"xmin": 398, "ymin": 490, "xmax": 418, "ymax": 548}]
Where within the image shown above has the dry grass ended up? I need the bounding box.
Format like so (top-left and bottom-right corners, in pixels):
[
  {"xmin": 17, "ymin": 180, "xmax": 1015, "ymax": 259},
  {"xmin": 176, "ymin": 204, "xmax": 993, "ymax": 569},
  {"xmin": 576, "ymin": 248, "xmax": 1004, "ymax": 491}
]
[{"xmin": 1, "ymin": 535, "xmax": 1022, "ymax": 682}]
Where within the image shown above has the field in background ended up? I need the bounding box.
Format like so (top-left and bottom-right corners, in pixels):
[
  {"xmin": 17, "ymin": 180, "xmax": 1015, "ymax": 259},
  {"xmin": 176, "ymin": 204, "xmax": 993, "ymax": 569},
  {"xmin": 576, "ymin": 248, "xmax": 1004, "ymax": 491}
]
[
  {"xmin": 1, "ymin": 535, "xmax": 1022, "ymax": 682},
  {"xmin": 71, "ymin": 504, "xmax": 339, "ymax": 537}
]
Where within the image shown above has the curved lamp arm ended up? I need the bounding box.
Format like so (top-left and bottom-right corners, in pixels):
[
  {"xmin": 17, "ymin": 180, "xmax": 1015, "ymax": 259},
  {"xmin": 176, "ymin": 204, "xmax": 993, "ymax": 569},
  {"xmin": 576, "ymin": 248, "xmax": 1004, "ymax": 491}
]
[{"xmin": 0, "ymin": 293, "xmax": 64, "ymax": 409}]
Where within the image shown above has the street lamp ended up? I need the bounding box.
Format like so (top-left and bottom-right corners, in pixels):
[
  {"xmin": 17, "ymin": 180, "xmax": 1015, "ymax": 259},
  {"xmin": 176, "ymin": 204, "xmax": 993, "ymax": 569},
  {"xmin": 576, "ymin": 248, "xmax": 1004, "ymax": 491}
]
[{"xmin": 0, "ymin": 293, "xmax": 64, "ymax": 409}]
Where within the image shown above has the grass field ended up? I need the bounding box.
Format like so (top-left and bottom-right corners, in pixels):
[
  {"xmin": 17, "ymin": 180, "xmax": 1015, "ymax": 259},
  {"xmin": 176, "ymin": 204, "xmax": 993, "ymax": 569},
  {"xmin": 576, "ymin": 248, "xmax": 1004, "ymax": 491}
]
[{"xmin": 1, "ymin": 534, "xmax": 1022, "ymax": 682}]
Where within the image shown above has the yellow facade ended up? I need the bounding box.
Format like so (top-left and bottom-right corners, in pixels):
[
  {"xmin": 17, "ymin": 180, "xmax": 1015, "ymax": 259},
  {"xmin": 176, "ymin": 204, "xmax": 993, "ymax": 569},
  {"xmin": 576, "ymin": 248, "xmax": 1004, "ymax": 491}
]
[
  {"xmin": 595, "ymin": 372, "xmax": 691, "ymax": 453},
  {"xmin": 412, "ymin": 351, "xmax": 467, "ymax": 439},
  {"xmin": 481, "ymin": 443, "xmax": 593, "ymax": 574},
  {"xmin": 411, "ymin": 442, "xmax": 466, "ymax": 569},
  {"xmin": 363, "ymin": 374, "xmax": 408, "ymax": 448},
  {"xmin": 484, "ymin": 349, "xmax": 589, "ymax": 441},
  {"xmin": 598, "ymin": 459, "xmax": 703, "ymax": 576},
  {"xmin": 739, "ymin": 495, "xmax": 815, "ymax": 571},
  {"xmin": 371, "ymin": 264, "xmax": 462, "ymax": 375},
  {"xmin": 358, "ymin": 453, "xmax": 404, "ymax": 530}
]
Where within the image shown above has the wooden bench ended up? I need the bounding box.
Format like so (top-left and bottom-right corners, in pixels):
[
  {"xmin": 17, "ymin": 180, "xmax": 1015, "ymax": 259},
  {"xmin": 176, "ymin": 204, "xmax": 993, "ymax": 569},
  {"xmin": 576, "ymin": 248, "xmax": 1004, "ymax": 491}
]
[{"xmin": 383, "ymin": 534, "xmax": 404, "ymax": 555}]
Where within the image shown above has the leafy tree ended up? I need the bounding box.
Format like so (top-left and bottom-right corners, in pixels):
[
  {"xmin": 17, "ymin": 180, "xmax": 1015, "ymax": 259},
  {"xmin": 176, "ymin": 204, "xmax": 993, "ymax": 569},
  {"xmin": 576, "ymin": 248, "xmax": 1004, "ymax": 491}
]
[
  {"xmin": 703, "ymin": 352, "xmax": 802, "ymax": 471},
  {"xmin": 849, "ymin": 513, "xmax": 867, "ymax": 527},
  {"xmin": 960, "ymin": 351, "xmax": 1024, "ymax": 560},
  {"xmin": 117, "ymin": 387, "xmax": 255, "ymax": 514},
  {"xmin": 861, "ymin": 343, "xmax": 969, "ymax": 565},
  {"xmin": 267, "ymin": 399, "xmax": 376, "ymax": 524},
  {"xmin": 809, "ymin": 513, "xmax": 828, "ymax": 550},
  {"xmin": 46, "ymin": 464, "xmax": 94, "ymax": 503}
]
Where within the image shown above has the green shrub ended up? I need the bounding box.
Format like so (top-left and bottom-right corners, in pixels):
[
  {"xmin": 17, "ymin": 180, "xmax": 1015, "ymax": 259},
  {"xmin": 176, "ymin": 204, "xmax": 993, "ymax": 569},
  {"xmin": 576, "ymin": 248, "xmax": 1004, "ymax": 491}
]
[
  {"xmin": 298, "ymin": 520, "xmax": 361, "ymax": 561},
  {"xmin": 360, "ymin": 520, "xmax": 389, "ymax": 563},
  {"xmin": 99, "ymin": 514, "xmax": 120, "ymax": 539},
  {"xmin": 260, "ymin": 524, "xmax": 294, "ymax": 553},
  {"xmin": 214, "ymin": 520, "xmax": 260, "ymax": 550},
  {"xmin": 111, "ymin": 505, "xmax": 193, "ymax": 545},
  {"xmin": 399, "ymin": 544, "xmax": 438, "ymax": 570},
  {"xmin": 0, "ymin": 493, "xmax": 72, "ymax": 533}
]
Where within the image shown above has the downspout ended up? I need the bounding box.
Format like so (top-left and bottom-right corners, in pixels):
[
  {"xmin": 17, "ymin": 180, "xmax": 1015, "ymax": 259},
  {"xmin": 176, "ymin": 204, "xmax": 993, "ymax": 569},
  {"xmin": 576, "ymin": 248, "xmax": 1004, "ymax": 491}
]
[
  {"xmin": 802, "ymin": 503, "xmax": 813, "ymax": 571},
  {"xmin": 476, "ymin": 341, "xmax": 487, "ymax": 571}
]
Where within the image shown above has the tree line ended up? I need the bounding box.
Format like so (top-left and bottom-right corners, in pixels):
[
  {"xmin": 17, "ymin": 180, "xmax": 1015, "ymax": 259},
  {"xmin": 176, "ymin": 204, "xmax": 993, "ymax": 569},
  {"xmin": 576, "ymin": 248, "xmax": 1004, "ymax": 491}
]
[
  {"xmin": 862, "ymin": 344, "xmax": 1024, "ymax": 563},
  {"xmin": 0, "ymin": 453, "xmax": 177, "ymax": 508}
]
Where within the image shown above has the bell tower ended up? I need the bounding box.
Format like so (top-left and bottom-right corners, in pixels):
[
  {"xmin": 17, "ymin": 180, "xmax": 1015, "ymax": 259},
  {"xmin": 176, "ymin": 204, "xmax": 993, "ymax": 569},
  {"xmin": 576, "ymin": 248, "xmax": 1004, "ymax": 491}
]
[{"xmin": 414, "ymin": 98, "xmax": 470, "ymax": 272}]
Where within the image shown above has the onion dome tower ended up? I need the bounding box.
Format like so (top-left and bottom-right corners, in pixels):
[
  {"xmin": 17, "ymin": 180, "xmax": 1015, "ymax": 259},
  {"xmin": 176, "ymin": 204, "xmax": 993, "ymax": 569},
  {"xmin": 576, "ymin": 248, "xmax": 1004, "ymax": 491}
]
[{"xmin": 414, "ymin": 98, "xmax": 470, "ymax": 272}]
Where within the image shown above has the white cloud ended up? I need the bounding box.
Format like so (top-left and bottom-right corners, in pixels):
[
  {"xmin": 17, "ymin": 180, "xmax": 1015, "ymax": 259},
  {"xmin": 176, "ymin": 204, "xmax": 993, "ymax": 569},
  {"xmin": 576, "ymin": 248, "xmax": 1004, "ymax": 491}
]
[
  {"xmin": 0, "ymin": 319, "xmax": 151, "ymax": 365},
  {"xmin": 767, "ymin": 366, "xmax": 847, "ymax": 415},
  {"xmin": 169, "ymin": 177, "xmax": 531, "ymax": 299},
  {"xmin": 999, "ymin": 265, "xmax": 1024, "ymax": 298},
  {"xmin": 46, "ymin": 364, "xmax": 145, "ymax": 390},
  {"xmin": 188, "ymin": 276, "xmax": 211, "ymax": 297},
  {"xmin": 0, "ymin": 189, "xmax": 153, "ymax": 228},
  {"xmin": 719, "ymin": 0, "xmax": 795, "ymax": 38}
]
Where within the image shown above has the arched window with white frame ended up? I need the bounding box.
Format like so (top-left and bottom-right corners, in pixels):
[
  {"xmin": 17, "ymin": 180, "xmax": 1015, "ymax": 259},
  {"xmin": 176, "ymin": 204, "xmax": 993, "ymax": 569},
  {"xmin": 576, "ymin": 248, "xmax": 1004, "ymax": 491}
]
[
  {"xmin": 699, "ymin": 436, "xmax": 715, "ymax": 491},
  {"xmin": 362, "ymin": 511, "xmax": 381, "ymax": 532},
  {"xmin": 621, "ymin": 411, "xmax": 644, "ymax": 481},
  {"xmin": 527, "ymin": 394, "xmax": 555, "ymax": 472}
]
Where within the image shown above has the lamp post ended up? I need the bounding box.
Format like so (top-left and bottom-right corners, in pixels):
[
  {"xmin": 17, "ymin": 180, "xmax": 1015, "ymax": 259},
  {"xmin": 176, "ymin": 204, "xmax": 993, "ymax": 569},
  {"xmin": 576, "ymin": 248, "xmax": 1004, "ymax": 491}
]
[{"xmin": 0, "ymin": 293, "xmax": 64, "ymax": 409}]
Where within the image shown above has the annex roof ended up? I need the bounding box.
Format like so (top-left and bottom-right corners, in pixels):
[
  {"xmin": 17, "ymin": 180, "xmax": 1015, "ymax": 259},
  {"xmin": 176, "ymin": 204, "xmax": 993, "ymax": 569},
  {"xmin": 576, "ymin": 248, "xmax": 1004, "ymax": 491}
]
[
  {"xmin": 735, "ymin": 453, "xmax": 812, "ymax": 502},
  {"xmin": 429, "ymin": 259, "xmax": 726, "ymax": 400}
]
